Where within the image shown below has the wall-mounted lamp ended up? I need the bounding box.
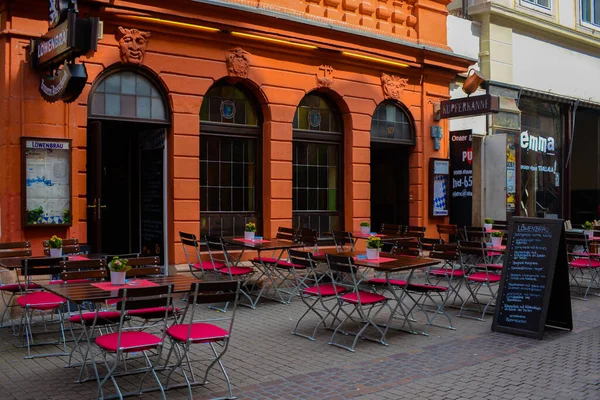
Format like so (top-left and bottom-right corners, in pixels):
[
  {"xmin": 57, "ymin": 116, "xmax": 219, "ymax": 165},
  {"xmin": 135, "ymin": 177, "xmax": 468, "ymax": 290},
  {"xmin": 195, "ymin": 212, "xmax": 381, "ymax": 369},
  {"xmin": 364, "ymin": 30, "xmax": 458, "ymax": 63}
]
[
  {"xmin": 430, "ymin": 125, "xmax": 443, "ymax": 151},
  {"xmin": 462, "ymin": 69, "xmax": 486, "ymax": 96}
]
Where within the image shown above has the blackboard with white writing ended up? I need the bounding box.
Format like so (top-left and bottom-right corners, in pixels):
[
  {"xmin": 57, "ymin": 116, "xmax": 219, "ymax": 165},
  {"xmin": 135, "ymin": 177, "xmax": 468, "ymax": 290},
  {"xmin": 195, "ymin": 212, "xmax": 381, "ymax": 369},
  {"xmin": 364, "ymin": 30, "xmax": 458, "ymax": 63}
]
[{"xmin": 492, "ymin": 217, "xmax": 572, "ymax": 339}]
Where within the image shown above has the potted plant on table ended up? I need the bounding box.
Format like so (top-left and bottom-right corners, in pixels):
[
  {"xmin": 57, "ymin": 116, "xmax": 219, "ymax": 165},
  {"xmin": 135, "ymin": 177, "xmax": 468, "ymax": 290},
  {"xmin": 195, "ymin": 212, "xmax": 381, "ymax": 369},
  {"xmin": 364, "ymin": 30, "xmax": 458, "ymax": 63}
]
[
  {"xmin": 48, "ymin": 235, "xmax": 63, "ymax": 257},
  {"xmin": 245, "ymin": 222, "xmax": 257, "ymax": 240},
  {"xmin": 583, "ymin": 221, "xmax": 595, "ymax": 240},
  {"xmin": 366, "ymin": 236, "xmax": 383, "ymax": 260},
  {"xmin": 484, "ymin": 218, "xmax": 494, "ymax": 232},
  {"xmin": 491, "ymin": 231, "xmax": 504, "ymax": 248},
  {"xmin": 108, "ymin": 256, "xmax": 130, "ymax": 286},
  {"xmin": 360, "ymin": 221, "xmax": 371, "ymax": 235}
]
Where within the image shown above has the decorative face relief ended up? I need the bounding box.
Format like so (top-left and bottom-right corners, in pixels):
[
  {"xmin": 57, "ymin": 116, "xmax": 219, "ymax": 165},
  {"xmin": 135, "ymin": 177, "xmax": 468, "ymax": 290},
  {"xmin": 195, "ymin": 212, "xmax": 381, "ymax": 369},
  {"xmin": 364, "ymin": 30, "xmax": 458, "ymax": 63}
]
[
  {"xmin": 116, "ymin": 27, "xmax": 151, "ymax": 65},
  {"xmin": 225, "ymin": 48, "xmax": 251, "ymax": 79},
  {"xmin": 381, "ymin": 73, "xmax": 408, "ymax": 101}
]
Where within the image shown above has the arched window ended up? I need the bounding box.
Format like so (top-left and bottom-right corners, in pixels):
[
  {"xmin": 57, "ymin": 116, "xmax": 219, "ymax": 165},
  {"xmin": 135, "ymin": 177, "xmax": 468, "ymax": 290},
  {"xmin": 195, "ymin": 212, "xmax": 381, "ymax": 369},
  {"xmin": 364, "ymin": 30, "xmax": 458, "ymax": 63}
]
[
  {"xmin": 292, "ymin": 93, "xmax": 343, "ymax": 235},
  {"xmin": 370, "ymin": 102, "xmax": 414, "ymax": 145},
  {"xmin": 199, "ymin": 83, "xmax": 262, "ymax": 237},
  {"xmin": 90, "ymin": 70, "xmax": 167, "ymax": 122}
]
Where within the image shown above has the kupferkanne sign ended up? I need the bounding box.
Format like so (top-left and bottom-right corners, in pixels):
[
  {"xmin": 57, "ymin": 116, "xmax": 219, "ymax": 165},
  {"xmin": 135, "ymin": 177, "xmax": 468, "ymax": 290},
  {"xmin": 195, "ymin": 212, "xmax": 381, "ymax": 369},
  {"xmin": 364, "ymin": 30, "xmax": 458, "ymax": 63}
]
[
  {"xmin": 440, "ymin": 94, "xmax": 500, "ymax": 119},
  {"xmin": 30, "ymin": 1, "xmax": 98, "ymax": 103},
  {"xmin": 492, "ymin": 217, "xmax": 572, "ymax": 339}
]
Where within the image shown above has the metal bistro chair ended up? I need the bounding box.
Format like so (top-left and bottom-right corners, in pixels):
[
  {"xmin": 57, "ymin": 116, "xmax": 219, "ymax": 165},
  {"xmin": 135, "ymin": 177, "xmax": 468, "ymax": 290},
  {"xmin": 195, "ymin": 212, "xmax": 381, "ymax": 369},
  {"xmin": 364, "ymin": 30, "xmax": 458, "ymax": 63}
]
[
  {"xmin": 332, "ymin": 231, "xmax": 355, "ymax": 252},
  {"xmin": 179, "ymin": 231, "xmax": 225, "ymax": 279},
  {"xmin": 326, "ymin": 254, "xmax": 390, "ymax": 352},
  {"xmin": 18, "ymin": 256, "xmax": 68, "ymax": 358},
  {"xmin": 289, "ymin": 250, "xmax": 346, "ymax": 341},
  {"xmin": 457, "ymin": 241, "xmax": 502, "ymax": 321},
  {"xmin": 437, "ymin": 224, "xmax": 460, "ymax": 243},
  {"xmin": 94, "ymin": 285, "xmax": 174, "ymax": 400},
  {"xmin": 164, "ymin": 280, "xmax": 241, "ymax": 399},
  {"xmin": 425, "ymin": 243, "xmax": 464, "ymax": 307},
  {"xmin": 566, "ymin": 232, "xmax": 600, "ymax": 300},
  {"xmin": 0, "ymin": 242, "xmax": 33, "ymax": 332}
]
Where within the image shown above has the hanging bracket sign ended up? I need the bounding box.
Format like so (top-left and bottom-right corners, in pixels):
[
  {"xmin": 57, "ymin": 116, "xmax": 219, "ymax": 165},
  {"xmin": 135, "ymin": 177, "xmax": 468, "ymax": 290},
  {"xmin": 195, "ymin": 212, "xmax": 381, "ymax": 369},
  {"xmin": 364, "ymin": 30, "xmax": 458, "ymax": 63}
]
[
  {"xmin": 439, "ymin": 94, "xmax": 500, "ymax": 119},
  {"xmin": 40, "ymin": 63, "xmax": 87, "ymax": 103}
]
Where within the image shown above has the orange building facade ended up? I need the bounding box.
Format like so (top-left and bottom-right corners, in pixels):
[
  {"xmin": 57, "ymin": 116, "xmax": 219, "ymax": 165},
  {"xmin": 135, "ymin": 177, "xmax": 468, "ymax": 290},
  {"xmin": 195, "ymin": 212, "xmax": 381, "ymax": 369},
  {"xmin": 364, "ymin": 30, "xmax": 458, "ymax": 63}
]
[{"xmin": 0, "ymin": 0, "xmax": 472, "ymax": 265}]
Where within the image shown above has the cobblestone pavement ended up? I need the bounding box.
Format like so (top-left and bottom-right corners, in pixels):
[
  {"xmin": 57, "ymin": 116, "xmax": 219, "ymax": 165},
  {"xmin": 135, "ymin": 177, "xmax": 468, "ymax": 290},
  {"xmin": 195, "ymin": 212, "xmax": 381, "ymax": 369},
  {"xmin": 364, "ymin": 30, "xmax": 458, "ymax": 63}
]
[{"xmin": 0, "ymin": 274, "xmax": 598, "ymax": 400}]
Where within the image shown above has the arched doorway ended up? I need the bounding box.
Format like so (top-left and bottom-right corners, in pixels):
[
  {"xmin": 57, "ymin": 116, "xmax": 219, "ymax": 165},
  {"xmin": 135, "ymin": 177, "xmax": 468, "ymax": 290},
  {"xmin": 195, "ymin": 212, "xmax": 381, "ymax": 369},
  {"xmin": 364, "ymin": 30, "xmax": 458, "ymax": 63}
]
[
  {"xmin": 370, "ymin": 101, "xmax": 415, "ymax": 230},
  {"xmin": 292, "ymin": 92, "xmax": 344, "ymax": 235},
  {"xmin": 87, "ymin": 68, "xmax": 170, "ymax": 263},
  {"xmin": 199, "ymin": 82, "xmax": 262, "ymax": 237}
]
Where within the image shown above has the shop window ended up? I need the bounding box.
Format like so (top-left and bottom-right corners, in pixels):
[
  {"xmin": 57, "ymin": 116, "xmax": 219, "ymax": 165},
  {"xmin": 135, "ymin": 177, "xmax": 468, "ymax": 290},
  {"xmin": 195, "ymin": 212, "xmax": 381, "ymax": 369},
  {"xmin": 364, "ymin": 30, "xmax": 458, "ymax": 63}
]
[
  {"xmin": 581, "ymin": 0, "xmax": 600, "ymax": 26},
  {"xmin": 200, "ymin": 83, "xmax": 261, "ymax": 237},
  {"xmin": 370, "ymin": 102, "xmax": 415, "ymax": 144},
  {"xmin": 292, "ymin": 93, "xmax": 343, "ymax": 235},
  {"xmin": 518, "ymin": 98, "xmax": 563, "ymax": 219},
  {"xmin": 90, "ymin": 71, "xmax": 167, "ymax": 122}
]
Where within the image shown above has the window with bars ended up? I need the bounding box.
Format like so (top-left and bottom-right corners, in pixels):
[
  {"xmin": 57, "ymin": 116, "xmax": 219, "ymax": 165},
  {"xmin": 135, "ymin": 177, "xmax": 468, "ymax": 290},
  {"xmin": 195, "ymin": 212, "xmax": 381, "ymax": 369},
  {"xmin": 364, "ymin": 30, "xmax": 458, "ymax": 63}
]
[
  {"xmin": 581, "ymin": 0, "xmax": 600, "ymax": 26},
  {"xmin": 370, "ymin": 102, "xmax": 414, "ymax": 144},
  {"xmin": 90, "ymin": 71, "xmax": 167, "ymax": 121},
  {"xmin": 292, "ymin": 93, "xmax": 343, "ymax": 236},
  {"xmin": 200, "ymin": 83, "xmax": 261, "ymax": 238}
]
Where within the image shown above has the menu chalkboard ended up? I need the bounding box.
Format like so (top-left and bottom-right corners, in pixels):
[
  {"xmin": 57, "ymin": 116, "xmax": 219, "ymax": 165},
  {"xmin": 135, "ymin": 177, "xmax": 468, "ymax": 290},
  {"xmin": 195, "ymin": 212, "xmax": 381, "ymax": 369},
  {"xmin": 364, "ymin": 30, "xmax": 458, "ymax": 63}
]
[{"xmin": 492, "ymin": 217, "xmax": 572, "ymax": 339}]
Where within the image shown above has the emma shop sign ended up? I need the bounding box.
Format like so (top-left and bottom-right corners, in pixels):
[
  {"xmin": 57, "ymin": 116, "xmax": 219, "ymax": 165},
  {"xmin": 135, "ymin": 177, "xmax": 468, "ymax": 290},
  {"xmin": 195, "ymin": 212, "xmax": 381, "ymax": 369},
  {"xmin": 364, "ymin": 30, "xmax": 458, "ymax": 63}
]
[
  {"xmin": 39, "ymin": 63, "xmax": 87, "ymax": 103},
  {"xmin": 440, "ymin": 94, "xmax": 500, "ymax": 119},
  {"xmin": 520, "ymin": 131, "xmax": 558, "ymax": 173}
]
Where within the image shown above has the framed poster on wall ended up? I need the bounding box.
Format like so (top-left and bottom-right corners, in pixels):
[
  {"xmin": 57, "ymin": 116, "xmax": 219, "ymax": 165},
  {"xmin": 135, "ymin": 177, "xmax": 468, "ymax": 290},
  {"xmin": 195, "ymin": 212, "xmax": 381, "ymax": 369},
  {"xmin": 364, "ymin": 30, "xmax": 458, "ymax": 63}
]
[
  {"xmin": 21, "ymin": 137, "xmax": 72, "ymax": 227},
  {"xmin": 430, "ymin": 158, "xmax": 450, "ymax": 217}
]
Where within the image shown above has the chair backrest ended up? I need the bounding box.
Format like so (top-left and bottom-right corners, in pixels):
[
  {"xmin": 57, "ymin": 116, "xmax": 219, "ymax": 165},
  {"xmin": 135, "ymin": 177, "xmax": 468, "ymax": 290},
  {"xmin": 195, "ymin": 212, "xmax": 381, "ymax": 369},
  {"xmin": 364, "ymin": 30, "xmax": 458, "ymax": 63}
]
[
  {"xmin": 430, "ymin": 243, "xmax": 460, "ymax": 262},
  {"xmin": 125, "ymin": 256, "xmax": 161, "ymax": 277},
  {"xmin": 60, "ymin": 259, "xmax": 107, "ymax": 281},
  {"xmin": 0, "ymin": 241, "xmax": 30, "ymax": 251},
  {"xmin": 421, "ymin": 237, "xmax": 443, "ymax": 252},
  {"xmin": 44, "ymin": 244, "xmax": 81, "ymax": 256},
  {"xmin": 325, "ymin": 254, "xmax": 370, "ymax": 302},
  {"xmin": 380, "ymin": 223, "xmax": 403, "ymax": 235},
  {"xmin": 405, "ymin": 226, "xmax": 426, "ymax": 238},
  {"xmin": 392, "ymin": 247, "xmax": 420, "ymax": 257},
  {"xmin": 179, "ymin": 231, "xmax": 202, "ymax": 269},
  {"xmin": 0, "ymin": 249, "xmax": 32, "ymax": 258},
  {"xmin": 187, "ymin": 280, "xmax": 239, "ymax": 305},
  {"xmin": 21, "ymin": 257, "xmax": 64, "ymax": 278},
  {"xmin": 463, "ymin": 226, "xmax": 486, "ymax": 242},
  {"xmin": 60, "ymin": 269, "xmax": 107, "ymax": 282},
  {"xmin": 437, "ymin": 224, "xmax": 459, "ymax": 242},
  {"xmin": 43, "ymin": 238, "xmax": 79, "ymax": 247},
  {"xmin": 60, "ymin": 258, "xmax": 107, "ymax": 270},
  {"xmin": 565, "ymin": 232, "xmax": 588, "ymax": 260},
  {"xmin": 457, "ymin": 240, "xmax": 486, "ymax": 257},
  {"xmin": 296, "ymin": 228, "xmax": 318, "ymax": 250},
  {"xmin": 205, "ymin": 235, "xmax": 232, "ymax": 266},
  {"xmin": 394, "ymin": 239, "xmax": 421, "ymax": 255},
  {"xmin": 289, "ymin": 249, "xmax": 321, "ymax": 287},
  {"xmin": 276, "ymin": 227, "xmax": 296, "ymax": 242},
  {"xmin": 332, "ymin": 231, "xmax": 354, "ymax": 252}
]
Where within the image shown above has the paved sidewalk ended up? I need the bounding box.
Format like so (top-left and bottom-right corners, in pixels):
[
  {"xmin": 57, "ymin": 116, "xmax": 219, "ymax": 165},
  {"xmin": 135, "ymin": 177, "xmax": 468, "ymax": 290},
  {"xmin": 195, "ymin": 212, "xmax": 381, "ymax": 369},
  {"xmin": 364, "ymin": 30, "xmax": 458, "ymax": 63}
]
[{"xmin": 0, "ymin": 276, "xmax": 598, "ymax": 400}]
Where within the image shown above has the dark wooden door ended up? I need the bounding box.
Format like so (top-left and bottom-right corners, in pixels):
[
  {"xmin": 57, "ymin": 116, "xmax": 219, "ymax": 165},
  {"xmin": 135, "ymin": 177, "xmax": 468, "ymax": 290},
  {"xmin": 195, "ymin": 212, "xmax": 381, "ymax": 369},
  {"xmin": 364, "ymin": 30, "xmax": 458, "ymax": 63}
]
[{"xmin": 86, "ymin": 121, "xmax": 103, "ymax": 253}]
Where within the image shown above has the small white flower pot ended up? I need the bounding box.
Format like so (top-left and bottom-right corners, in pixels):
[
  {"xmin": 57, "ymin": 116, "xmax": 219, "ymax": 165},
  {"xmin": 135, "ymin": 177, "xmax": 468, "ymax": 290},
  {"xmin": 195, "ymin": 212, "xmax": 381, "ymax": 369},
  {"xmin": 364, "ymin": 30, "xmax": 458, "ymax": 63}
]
[
  {"xmin": 491, "ymin": 236, "xmax": 502, "ymax": 248},
  {"xmin": 49, "ymin": 248, "xmax": 62, "ymax": 257},
  {"xmin": 584, "ymin": 230, "xmax": 594, "ymax": 240},
  {"xmin": 110, "ymin": 271, "xmax": 126, "ymax": 286},
  {"xmin": 360, "ymin": 226, "xmax": 370, "ymax": 235},
  {"xmin": 244, "ymin": 231, "xmax": 255, "ymax": 240},
  {"xmin": 366, "ymin": 248, "xmax": 379, "ymax": 260},
  {"xmin": 484, "ymin": 224, "xmax": 492, "ymax": 232}
]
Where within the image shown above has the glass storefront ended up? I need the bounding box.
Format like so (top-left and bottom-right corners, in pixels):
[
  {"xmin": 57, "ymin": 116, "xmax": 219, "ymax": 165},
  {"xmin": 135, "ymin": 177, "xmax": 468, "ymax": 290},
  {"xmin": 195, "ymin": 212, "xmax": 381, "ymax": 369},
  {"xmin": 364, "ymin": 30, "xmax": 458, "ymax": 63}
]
[{"xmin": 518, "ymin": 98, "xmax": 563, "ymax": 219}]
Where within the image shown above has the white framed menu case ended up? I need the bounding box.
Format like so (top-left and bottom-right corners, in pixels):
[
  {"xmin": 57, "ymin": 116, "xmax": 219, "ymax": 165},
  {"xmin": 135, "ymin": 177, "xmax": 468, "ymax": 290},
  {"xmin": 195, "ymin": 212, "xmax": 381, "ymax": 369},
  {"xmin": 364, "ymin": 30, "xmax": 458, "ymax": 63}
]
[{"xmin": 21, "ymin": 137, "xmax": 72, "ymax": 227}]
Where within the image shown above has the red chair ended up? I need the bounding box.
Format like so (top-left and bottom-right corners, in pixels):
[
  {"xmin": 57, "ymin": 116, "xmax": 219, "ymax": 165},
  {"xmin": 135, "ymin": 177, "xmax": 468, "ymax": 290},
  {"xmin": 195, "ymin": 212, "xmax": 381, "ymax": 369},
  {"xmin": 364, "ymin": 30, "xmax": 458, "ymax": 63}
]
[
  {"xmin": 164, "ymin": 280, "xmax": 240, "ymax": 398},
  {"xmin": 326, "ymin": 254, "xmax": 389, "ymax": 352},
  {"xmin": 457, "ymin": 241, "xmax": 502, "ymax": 321},
  {"xmin": 18, "ymin": 256, "xmax": 68, "ymax": 358},
  {"xmin": 289, "ymin": 250, "xmax": 346, "ymax": 341},
  {"xmin": 567, "ymin": 233, "xmax": 600, "ymax": 300},
  {"xmin": 179, "ymin": 231, "xmax": 225, "ymax": 279},
  {"xmin": 0, "ymin": 242, "xmax": 33, "ymax": 333},
  {"xmin": 94, "ymin": 285, "xmax": 173, "ymax": 399}
]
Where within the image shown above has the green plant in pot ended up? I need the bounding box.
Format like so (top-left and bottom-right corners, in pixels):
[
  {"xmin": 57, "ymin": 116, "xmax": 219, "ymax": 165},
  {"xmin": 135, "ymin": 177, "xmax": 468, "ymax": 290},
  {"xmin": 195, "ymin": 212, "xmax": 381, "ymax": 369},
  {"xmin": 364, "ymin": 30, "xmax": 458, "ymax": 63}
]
[
  {"xmin": 491, "ymin": 231, "xmax": 504, "ymax": 248},
  {"xmin": 360, "ymin": 221, "xmax": 371, "ymax": 235},
  {"xmin": 583, "ymin": 221, "xmax": 595, "ymax": 240},
  {"xmin": 48, "ymin": 235, "xmax": 63, "ymax": 257},
  {"xmin": 108, "ymin": 256, "xmax": 131, "ymax": 285},
  {"xmin": 484, "ymin": 218, "xmax": 494, "ymax": 232},
  {"xmin": 366, "ymin": 236, "xmax": 383, "ymax": 260},
  {"xmin": 245, "ymin": 222, "xmax": 257, "ymax": 240}
]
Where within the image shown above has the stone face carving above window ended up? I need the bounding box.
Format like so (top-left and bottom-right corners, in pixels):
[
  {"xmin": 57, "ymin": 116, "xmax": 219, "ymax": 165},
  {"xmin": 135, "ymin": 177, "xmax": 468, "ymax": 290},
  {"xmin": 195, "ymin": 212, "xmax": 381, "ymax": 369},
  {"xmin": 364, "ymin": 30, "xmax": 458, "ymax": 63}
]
[
  {"xmin": 316, "ymin": 65, "xmax": 334, "ymax": 88},
  {"xmin": 116, "ymin": 27, "xmax": 151, "ymax": 65},
  {"xmin": 225, "ymin": 48, "xmax": 251, "ymax": 79},
  {"xmin": 381, "ymin": 73, "xmax": 408, "ymax": 100}
]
